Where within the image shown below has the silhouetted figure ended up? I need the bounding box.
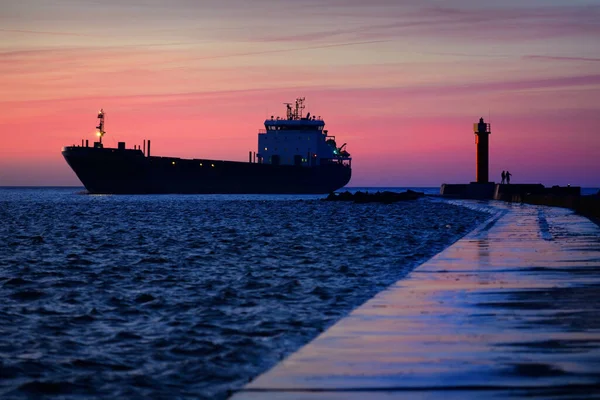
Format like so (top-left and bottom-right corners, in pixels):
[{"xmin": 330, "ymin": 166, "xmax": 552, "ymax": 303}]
[
  {"xmin": 506, "ymin": 171, "xmax": 512, "ymax": 184},
  {"xmin": 501, "ymin": 171, "xmax": 506, "ymax": 184}
]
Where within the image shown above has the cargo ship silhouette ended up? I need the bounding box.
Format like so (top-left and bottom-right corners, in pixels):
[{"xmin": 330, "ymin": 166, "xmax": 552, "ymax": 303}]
[{"xmin": 62, "ymin": 98, "xmax": 352, "ymax": 194}]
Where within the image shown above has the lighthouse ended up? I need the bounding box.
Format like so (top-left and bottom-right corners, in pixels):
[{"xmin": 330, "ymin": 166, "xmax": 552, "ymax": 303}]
[
  {"xmin": 440, "ymin": 117, "xmax": 496, "ymax": 198},
  {"xmin": 474, "ymin": 117, "xmax": 491, "ymax": 183}
]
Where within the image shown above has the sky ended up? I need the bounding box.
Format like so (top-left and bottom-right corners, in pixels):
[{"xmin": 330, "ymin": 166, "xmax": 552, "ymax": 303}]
[{"xmin": 0, "ymin": 0, "xmax": 599, "ymax": 187}]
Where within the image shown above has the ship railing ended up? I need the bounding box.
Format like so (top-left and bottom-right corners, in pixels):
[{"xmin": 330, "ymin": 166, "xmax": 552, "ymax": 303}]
[
  {"xmin": 258, "ymin": 129, "xmax": 267, "ymax": 134},
  {"xmin": 321, "ymin": 157, "xmax": 351, "ymax": 166}
]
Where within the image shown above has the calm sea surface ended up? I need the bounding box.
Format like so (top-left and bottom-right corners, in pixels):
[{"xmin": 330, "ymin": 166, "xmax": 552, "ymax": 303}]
[{"xmin": 1, "ymin": 187, "xmax": 493, "ymax": 398}]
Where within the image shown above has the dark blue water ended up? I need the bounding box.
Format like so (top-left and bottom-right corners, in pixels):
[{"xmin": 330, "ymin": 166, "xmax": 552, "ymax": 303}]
[{"xmin": 0, "ymin": 187, "xmax": 488, "ymax": 399}]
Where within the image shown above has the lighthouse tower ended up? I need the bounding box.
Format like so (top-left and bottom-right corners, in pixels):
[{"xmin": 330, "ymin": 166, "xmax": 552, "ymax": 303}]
[{"xmin": 474, "ymin": 117, "xmax": 491, "ymax": 183}]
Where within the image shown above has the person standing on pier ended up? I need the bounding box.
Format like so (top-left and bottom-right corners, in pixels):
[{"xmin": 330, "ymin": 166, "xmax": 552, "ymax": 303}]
[
  {"xmin": 506, "ymin": 171, "xmax": 512, "ymax": 184},
  {"xmin": 501, "ymin": 171, "xmax": 506, "ymax": 184}
]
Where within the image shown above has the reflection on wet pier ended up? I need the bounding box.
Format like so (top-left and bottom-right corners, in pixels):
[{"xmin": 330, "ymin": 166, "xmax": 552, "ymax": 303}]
[{"xmin": 232, "ymin": 202, "xmax": 600, "ymax": 399}]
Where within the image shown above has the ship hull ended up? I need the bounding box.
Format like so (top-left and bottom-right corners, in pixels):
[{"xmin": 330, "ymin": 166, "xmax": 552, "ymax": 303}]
[{"xmin": 62, "ymin": 147, "xmax": 351, "ymax": 194}]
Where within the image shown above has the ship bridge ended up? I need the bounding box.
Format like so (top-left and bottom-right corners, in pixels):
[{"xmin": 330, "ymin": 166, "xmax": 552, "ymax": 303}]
[
  {"xmin": 257, "ymin": 98, "xmax": 351, "ymax": 167},
  {"xmin": 264, "ymin": 118, "xmax": 324, "ymax": 131}
]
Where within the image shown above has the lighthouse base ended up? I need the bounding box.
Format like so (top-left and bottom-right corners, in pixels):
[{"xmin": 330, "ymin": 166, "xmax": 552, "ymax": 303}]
[
  {"xmin": 440, "ymin": 182, "xmax": 496, "ymax": 199},
  {"xmin": 441, "ymin": 182, "xmax": 582, "ymax": 203}
]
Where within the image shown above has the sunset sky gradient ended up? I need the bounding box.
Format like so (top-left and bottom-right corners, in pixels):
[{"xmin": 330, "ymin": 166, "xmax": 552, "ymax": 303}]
[{"xmin": 1, "ymin": 0, "xmax": 599, "ymax": 186}]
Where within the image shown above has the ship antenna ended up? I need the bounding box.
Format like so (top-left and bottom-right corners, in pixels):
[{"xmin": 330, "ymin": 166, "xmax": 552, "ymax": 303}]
[
  {"xmin": 295, "ymin": 97, "xmax": 305, "ymax": 120},
  {"xmin": 284, "ymin": 103, "xmax": 293, "ymax": 120},
  {"xmin": 96, "ymin": 109, "xmax": 106, "ymax": 144}
]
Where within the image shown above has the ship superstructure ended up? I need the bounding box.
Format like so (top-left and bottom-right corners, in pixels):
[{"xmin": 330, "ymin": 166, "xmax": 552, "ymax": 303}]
[
  {"xmin": 258, "ymin": 97, "xmax": 351, "ymax": 168},
  {"xmin": 62, "ymin": 98, "xmax": 352, "ymax": 194}
]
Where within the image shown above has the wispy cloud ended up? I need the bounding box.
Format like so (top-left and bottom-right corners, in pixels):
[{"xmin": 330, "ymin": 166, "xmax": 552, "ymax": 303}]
[
  {"xmin": 276, "ymin": 3, "xmax": 600, "ymax": 43},
  {"xmin": 0, "ymin": 28, "xmax": 95, "ymax": 37},
  {"xmin": 169, "ymin": 39, "xmax": 389, "ymax": 63},
  {"xmin": 523, "ymin": 55, "xmax": 600, "ymax": 63},
  {"xmin": 4, "ymin": 71, "xmax": 597, "ymax": 107}
]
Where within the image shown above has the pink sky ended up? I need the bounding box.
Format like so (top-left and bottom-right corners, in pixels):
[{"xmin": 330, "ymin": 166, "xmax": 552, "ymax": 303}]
[{"xmin": 1, "ymin": 0, "xmax": 599, "ymax": 187}]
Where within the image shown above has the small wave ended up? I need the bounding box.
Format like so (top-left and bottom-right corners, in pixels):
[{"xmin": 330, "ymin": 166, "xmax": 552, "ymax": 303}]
[
  {"xmin": 51, "ymin": 279, "xmax": 87, "ymax": 288},
  {"xmin": 71, "ymin": 314, "xmax": 95, "ymax": 324},
  {"xmin": 17, "ymin": 380, "xmax": 77, "ymax": 395},
  {"xmin": 138, "ymin": 257, "xmax": 170, "ymax": 264},
  {"xmin": 114, "ymin": 331, "xmax": 142, "ymax": 340},
  {"xmin": 135, "ymin": 293, "xmax": 155, "ymax": 303},
  {"xmin": 4, "ymin": 277, "xmax": 33, "ymax": 286},
  {"xmin": 69, "ymin": 358, "xmax": 132, "ymax": 371},
  {"xmin": 10, "ymin": 289, "xmax": 45, "ymax": 301}
]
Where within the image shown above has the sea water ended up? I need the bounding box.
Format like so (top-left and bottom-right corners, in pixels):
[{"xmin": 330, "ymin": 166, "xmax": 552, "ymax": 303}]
[{"xmin": 0, "ymin": 187, "xmax": 489, "ymax": 399}]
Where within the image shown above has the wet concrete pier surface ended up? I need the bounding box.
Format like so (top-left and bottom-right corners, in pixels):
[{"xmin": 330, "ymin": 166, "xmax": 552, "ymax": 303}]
[{"xmin": 231, "ymin": 202, "xmax": 600, "ymax": 399}]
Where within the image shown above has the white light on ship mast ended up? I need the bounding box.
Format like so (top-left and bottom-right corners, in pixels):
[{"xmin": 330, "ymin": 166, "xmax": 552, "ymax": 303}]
[{"xmin": 96, "ymin": 108, "xmax": 106, "ymax": 143}]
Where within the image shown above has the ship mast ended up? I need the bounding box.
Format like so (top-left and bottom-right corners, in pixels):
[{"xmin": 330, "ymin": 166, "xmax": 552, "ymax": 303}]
[
  {"xmin": 96, "ymin": 109, "xmax": 106, "ymax": 144},
  {"xmin": 284, "ymin": 97, "xmax": 306, "ymax": 120}
]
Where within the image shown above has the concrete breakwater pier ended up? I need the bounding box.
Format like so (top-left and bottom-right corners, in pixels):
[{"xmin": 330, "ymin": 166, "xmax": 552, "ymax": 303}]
[
  {"xmin": 440, "ymin": 183, "xmax": 600, "ymax": 222},
  {"xmin": 232, "ymin": 201, "xmax": 600, "ymax": 399}
]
